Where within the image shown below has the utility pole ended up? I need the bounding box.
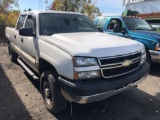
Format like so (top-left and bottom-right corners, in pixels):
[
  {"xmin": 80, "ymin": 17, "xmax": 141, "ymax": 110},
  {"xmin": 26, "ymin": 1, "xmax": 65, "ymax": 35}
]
[{"xmin": 39, "ymin": 0, "xmax": 48, "ymax": 10}]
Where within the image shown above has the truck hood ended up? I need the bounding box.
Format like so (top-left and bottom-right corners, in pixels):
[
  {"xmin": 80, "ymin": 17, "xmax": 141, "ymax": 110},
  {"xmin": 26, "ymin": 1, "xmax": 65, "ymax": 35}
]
[
  {"xmin": 131, "ymin": 30, "xmax": 160, "ymax": 42},
  {"xmin": 41, "ymin": 32, "xmax": 143, "ymax": 58}
]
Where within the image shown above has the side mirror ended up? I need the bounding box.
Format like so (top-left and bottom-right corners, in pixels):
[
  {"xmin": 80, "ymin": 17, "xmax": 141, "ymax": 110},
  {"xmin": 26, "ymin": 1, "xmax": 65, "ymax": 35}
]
[
  {"xmin": 19, "ymin": 27, "xmax": 35, "ymax": 37},
  {"xmin": 98, "ymin": 27, "xmax": 103, "ymax": 32},
  {"xmin": 121, "ymin": 27, "xmax": 127, "ymax": 35},
  {"xmin": 113, "ymin": 24, "xmax": 121, "ymax": 33}
]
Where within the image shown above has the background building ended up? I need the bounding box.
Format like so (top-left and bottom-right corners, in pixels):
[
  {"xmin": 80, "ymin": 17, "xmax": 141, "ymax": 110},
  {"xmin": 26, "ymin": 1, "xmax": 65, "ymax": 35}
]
[{"xmin": 126, "ymin": 0, "xmax": 160, "ymax": 13}]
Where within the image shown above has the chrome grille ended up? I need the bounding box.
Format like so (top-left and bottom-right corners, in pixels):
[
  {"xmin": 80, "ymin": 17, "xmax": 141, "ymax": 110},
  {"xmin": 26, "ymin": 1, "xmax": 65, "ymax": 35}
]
[{"xmin": 99, "ymin": 51, "xmax": 142, "ymax": 78}]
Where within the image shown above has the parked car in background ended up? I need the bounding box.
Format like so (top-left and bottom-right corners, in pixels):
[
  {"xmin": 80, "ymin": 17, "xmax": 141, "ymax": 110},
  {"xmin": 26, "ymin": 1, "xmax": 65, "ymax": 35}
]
[
  {"xmin": 5, "ymin": 11, "xmax": 150, "ymax": 113},
  {"xmin": 94, "ymin": 16, "xmax": 160, "ymax": 64}
]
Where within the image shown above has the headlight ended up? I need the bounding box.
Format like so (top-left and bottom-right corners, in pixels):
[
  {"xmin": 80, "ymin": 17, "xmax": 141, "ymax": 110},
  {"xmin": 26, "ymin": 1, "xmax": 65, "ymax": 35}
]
[
  {"xmin": 73, "ymin": 57, "xmax": 98, "ymax": 67},
  {"xmin": 155, "ymin": 43, "xmax": 160, "ymax": 50},
  {"xmin": 140, "ymin": 46, "xmax": 146, "ymax": 65},
  {"xmin": 74, "ymin": 71, "xmax": 100, "ymax": 80}
]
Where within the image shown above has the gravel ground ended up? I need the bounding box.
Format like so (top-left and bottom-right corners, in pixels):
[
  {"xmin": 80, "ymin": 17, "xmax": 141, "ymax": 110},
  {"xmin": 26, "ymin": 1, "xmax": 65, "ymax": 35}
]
[{"xmin": 0, "ymin": 45, "xmax": 160, "ymax": 120}]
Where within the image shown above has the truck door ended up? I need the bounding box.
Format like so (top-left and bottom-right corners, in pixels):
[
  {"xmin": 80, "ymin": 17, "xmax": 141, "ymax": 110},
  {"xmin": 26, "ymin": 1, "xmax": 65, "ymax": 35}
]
[
  {"xmin": 104, "ymin": 18, "xmax": 128, "ymax": 38},
  {"xmin": 20, "ymin": 14, "xmax": 38, "ymax": 72},
  {"xmin": 14, "ymin": 14, "xmax": 27, "ymax": 56}
]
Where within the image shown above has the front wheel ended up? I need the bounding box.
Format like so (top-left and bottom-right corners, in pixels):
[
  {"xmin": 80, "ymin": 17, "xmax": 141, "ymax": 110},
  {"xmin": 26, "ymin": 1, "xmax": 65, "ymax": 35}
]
[
  {"xmin": 8, "ymin": 44, "xmax": 18, "ymax": 62},
  {"xmin": 41, "ymin": 71, "xmax": 67, "ymax": 113}
]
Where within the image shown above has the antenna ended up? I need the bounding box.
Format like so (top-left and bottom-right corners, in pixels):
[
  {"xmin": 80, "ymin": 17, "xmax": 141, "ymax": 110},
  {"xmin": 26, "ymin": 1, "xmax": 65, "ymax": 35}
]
[{"xmin": 39, "ymin": 0, "xmax": 48, "ymax": 11}]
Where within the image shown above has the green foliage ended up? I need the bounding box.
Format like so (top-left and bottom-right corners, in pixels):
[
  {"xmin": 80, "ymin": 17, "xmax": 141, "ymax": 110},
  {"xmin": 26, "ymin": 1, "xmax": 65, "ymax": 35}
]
[
  {"xmin": 0, "ymin": 0, "xmax": 19, "ymax": 13},
  {"xmin": 81, "ymin": 1, "xmax": 102, "ymax": 20},
  {"xmin": 49, "ymin": 0, "xmax": 102, "ymax": 19},
  {"xmin": 0, "ymin": 11, "xmax": 19, "ymax": 38},
  {"xmin": 0, "ymin": 0, "xmax": 19, "ymax": 39},
  {"xmin": 156, "ymin": 28, "xmax": 160, "ymax": 32},
  {"xmin": 28, "ymin": 8, "xmax": 32, "ymax": 11}
]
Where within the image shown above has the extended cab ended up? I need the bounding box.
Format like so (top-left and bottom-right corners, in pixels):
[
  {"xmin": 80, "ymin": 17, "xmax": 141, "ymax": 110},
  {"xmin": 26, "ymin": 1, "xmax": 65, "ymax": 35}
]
[
  {"xmin": 94, "ymin": 16, "xmax": 160, "ymax": 64},
  {"xmin": 5, "ymin": 11, "xmax": 150, "ymax": 113}
]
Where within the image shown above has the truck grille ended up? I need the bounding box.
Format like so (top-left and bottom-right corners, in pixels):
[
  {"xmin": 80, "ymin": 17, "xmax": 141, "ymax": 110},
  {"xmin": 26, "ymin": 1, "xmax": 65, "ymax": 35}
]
[{"xmin": 99, "ymin": 51, "xmax": 142, "ymax": 78}]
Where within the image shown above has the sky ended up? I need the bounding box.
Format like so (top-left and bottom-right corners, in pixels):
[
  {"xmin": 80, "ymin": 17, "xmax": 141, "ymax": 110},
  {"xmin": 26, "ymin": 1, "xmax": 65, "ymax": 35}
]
[{"xmin": 15, "ymin": 0, "xmax": 125, "ymax": 16}]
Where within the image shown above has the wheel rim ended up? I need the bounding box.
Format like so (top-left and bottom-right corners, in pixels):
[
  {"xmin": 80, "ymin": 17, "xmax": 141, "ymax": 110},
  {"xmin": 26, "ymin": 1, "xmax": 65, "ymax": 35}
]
[{"xmin": 43, "ymin": 81, "xmax": 52, "ymax": 105}]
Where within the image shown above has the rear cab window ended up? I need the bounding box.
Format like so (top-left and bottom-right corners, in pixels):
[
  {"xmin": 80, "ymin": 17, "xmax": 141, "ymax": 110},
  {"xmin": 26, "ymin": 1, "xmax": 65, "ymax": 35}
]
[{"xmin": 16, "ymin": 15, "xmax": 27, "ymax": 30}]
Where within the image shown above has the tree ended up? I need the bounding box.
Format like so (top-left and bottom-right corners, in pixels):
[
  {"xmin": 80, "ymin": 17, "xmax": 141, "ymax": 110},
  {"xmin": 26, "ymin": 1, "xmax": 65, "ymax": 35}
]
[
  {"xmin": 28, "ymin": 8, "xmax": 32, "ymax": 11},
  {"xmin": 50, "ymin": 0, "xmax": 74, "ymax": 11},
  {"xmin": 71, "ymin": 0, "xmax": 87, "ymax": 12},
  {"xmin": 0, "ymin": 10, "xmax": 19, "ymax": 39},
  {"xmin": 49, "ymin": 0, "xmax": 101, "ymax": 19},
  {"xmin": 23, "ymin": 9, "xmax": 27, "ymax": 12},
  {"xmin": 81, "ymin": 0, "xmax": 102, "ymax": 19},
  {"xmin": 0, "ymin": 0, "xmax": 19, "ymax": 40},
  {"xmin": 0, "ymin": 0, "xmax": 19, "ymax": 13}
]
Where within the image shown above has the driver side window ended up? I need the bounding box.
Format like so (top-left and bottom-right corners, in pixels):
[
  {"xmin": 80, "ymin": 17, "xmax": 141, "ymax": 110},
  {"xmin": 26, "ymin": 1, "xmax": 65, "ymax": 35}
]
[{"xmin": 107, "ymin": 19, "xmax": 122, "ymax": 31}]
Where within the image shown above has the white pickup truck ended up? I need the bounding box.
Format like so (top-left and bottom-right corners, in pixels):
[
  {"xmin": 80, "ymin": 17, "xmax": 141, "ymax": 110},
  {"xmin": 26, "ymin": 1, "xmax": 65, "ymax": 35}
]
[{"xmin": 5, "ymin": 11, "xmax": 150, "ymax": 113}]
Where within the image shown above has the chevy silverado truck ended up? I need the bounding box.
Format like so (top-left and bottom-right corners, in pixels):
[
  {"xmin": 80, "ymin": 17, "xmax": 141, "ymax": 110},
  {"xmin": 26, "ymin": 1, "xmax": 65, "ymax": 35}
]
[
  {"xmin": 5, "ymin": 11, "xmax": 150, "ymax": 113},
  {"xmin": 94, "ymin": 16, "xmax": 160, "ymax": 64}
]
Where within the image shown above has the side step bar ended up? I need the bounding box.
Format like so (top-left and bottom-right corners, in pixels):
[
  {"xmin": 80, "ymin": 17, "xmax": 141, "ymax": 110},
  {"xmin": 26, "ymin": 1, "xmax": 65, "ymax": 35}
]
[{"xmin": 17, "ymin": 58, "xmax": 39, "ymax": 80}]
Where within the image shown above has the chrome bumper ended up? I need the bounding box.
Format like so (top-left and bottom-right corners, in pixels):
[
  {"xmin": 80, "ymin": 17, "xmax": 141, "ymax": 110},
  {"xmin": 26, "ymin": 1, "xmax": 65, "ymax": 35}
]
[
  {"xmin": 62, "ymin": 74, "xmax": 148, "ymax": 104},
  {"xmin": 149, "ymin": 50, "xmax": 160, "ymax": 63}
]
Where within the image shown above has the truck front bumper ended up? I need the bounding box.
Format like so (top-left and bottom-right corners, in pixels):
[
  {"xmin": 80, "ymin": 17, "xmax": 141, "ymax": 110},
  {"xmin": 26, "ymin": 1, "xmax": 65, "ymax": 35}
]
[
  {"xmin": 149, "ymin": 50, "xmax": 160, "ymax": 63},
  {"xmin": 58, "ymin": 63, "xmax": 150, "ymax": 104}
]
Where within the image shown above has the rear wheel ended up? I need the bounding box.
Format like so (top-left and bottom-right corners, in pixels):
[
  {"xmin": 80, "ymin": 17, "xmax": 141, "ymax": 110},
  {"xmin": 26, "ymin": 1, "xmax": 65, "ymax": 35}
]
[
  {"xmin": 41, "ymin": 71, "xmax": 67, "ymax": 113},
  {"xmin": 8, "ymin": 44, "xmax": 18, "ymax": 62}
]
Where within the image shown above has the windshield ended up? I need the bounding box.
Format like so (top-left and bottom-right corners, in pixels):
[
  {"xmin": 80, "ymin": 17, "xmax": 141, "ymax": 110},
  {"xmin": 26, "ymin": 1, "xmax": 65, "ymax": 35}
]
[
  {"xmin": 123, "ymin": 17, "xmax": 153, "ymax": 31},
  {"xmin": 39, "ymin": 13, "xmax": 98, "ymax": 35}
]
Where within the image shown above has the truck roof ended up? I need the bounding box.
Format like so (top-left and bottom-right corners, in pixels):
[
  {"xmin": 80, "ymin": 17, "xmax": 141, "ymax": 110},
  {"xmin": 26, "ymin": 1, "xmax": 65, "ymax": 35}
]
[
  {"xmin": 96, "ymin": 16, "xmax": 122, "ymax": 19},
  {"xmin": 96, "ymin": 16, "xmax": 141, "ymax": 19},
  {"xmin": 20, "ymin": 10, "xmax": 84, "ymax": 15}
]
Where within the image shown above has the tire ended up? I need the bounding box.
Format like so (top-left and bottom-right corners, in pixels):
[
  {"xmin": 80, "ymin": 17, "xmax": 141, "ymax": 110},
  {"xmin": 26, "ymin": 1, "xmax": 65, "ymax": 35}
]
[
  {"xmin": 8, "ymin": 44, "xmax": 18, "ymax": 62},
  {"xmin": 40, "ymin": 71, "xmax": 67, "ymax": 113}
]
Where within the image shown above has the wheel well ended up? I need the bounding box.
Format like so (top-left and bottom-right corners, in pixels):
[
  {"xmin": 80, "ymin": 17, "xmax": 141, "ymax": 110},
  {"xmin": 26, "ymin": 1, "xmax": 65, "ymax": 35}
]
[
  {"xmin": 39, "ymin": 58, "xmax": 58, "ymax": 76},
  {"xmin": 145, "ymin": 46, "xmax": 152, "ymax": 63},
  {"xmin": 145, "ymin": 47, "xmax": 150, "ymax": 56}
]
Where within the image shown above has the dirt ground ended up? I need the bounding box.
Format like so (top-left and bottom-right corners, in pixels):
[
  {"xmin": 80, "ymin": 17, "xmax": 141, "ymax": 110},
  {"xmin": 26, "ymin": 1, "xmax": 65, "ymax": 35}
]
[{"xmin": 0, "ymin": 45, "xmax": 160, "ymax": 120}]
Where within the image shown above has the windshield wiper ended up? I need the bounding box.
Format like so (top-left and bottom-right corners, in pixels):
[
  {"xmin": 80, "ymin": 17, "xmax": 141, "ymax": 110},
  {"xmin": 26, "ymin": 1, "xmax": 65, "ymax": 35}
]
[{"xmin": 131, "ymin": 28, "xmax": 144, "ymax": 30}]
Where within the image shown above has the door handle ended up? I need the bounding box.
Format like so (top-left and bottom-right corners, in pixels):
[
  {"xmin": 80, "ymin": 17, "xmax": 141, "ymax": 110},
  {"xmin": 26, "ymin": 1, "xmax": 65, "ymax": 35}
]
[
  {"xmin": 21, "ymin": 38, "xmax": 23, "ymax": 43},
  {"xmin": 14, "ymin": 35, "xmax": 16, "ymax": 39}
]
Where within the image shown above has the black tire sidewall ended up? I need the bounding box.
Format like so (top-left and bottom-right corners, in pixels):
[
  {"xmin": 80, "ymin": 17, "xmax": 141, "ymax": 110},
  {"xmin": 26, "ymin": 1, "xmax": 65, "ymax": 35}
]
[
  {"xmin": 41, "ymin": 72, "xmax": 55, "ymax": 110},
  {"xmin": 41, "ymin": 71, "xmax": 67, "ymax": 113},
  {"xmin": 8, "ymin": 44, "xmax": 18, "ymax": 62}
]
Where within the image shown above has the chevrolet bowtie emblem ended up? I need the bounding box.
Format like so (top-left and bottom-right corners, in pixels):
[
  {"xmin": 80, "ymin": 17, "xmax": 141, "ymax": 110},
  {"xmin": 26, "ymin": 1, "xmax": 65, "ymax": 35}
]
[{"xmin": 122, "ymin": 60, "xmax": 132, "ymax": 67}]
